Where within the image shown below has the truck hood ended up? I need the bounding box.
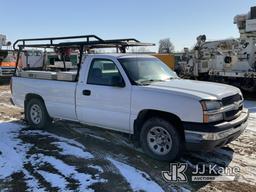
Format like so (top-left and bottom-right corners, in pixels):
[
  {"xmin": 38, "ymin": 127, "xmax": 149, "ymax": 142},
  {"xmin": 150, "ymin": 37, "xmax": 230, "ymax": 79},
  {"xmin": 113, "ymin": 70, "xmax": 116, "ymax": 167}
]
[{"xmin": 146, "ymin": 79, "xmax": 241, "ymax": 100}]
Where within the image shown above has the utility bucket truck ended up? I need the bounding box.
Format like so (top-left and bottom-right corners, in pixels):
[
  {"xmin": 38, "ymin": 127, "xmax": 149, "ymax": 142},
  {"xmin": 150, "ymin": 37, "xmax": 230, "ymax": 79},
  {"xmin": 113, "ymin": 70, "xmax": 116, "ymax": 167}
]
[{"xmin": 177, "ymin": 6, "xmax": 256, "ymax": 92}]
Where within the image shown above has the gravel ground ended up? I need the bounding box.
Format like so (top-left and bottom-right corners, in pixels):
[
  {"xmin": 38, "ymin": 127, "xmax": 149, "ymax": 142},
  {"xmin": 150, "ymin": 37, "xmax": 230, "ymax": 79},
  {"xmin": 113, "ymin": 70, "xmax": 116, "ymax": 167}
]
[{"xmin": 0, "ymin": 81, "xmax": 256, "ymax": 192}]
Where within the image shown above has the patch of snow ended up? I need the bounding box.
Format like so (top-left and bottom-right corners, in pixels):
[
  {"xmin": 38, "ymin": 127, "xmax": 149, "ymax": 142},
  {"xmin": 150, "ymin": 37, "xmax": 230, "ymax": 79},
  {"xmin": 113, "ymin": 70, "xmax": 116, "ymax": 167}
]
[
  {"xmin": 37, "ymin": 170, "xmax": 68, "ymax": 191},
  {"xmin": 0, "ymin": 91, "xmax": 10, "ymax": 97},
  {"xmin": 52, "ymin": 141, "xmax": 93, "ymax": 159},
  {"xmin": 179, "ymin": 187, "xmax": 191, "ymax": 192},
  {"xmin": 0, "ymin": 122, "xmax": 28, "ymax": 179},
  {"xmin": 23, "ymin": 169, "xmax": 45, "ymax": 192},
  {"xmin": 0, "ymin": 121, "xmax": 47, "ymax": 191},
  {"xmin": 51, "ymin": 155, "xmax": 103, "ymax": 188},
  {"xmin": 27, "ymin": 136, "xmax": 105, "ymax": 190},
  {"xmin": 108, "ymin": 158, "xmax": 164, "ymax": 192},
  {"xmin": 0, "ymin": 121, "xmax": 105, "ymax": 191},
  {"xmin": 0, "ymin": 103, "xmax": 21, "ymax": 109},
  {"xmin": 88, "ymin": 165, "xmax": 104, "ymax": 173},
  {"xmin": 0, "ymin": 115, "xmax": 18, "ymax": 121},
  {"xmin": 30, "ymin": 153, "xmax": 105, "ymax": 192}
]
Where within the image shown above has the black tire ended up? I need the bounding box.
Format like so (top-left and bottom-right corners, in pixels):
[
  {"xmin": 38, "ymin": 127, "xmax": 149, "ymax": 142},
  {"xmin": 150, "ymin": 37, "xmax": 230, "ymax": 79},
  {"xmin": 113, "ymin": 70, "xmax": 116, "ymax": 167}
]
[
  {"xmin": 25, "ymin": 98, "xmax": 52, "ymax": 129},
  {"xmin": 140, "ymin": 117, "xmax": 183, "ymax": 161}
]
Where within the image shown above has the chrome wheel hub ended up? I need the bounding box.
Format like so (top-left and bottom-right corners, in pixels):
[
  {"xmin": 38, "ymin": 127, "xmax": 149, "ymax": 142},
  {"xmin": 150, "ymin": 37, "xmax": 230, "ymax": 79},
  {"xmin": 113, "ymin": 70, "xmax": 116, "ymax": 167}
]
[
  {"xmin": 147, "ymin": 126, "xmax": 172, "ymax": 155},
  {"xmin": 30, "ymin": 104, "xmax": 42, "ymax": 125}
]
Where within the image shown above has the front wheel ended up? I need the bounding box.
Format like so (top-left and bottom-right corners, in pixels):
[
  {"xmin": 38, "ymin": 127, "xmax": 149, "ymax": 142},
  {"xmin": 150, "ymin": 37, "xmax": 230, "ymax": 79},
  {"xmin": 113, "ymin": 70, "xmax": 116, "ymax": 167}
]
[
  {"xmin": 140, "ymin": 117, "xmax": 183, "ymax": 161},
  {"xmin": 25, "ymin": 98, "xmax": 52, "ymax": 129}
]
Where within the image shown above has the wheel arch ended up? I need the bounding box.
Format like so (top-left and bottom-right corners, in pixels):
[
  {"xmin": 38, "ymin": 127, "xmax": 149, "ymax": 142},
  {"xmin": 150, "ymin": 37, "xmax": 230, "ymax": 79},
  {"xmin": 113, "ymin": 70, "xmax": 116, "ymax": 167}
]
[
  {"xmin": 25, "ymin": 93, "xmax": 45, "ymax": 106},
  {"xmin": 24, "ymin": 93, "xmax": 48, "ymax": 120},
  {"xmin": 133, "ymin": 109, "xmax": 185, "ymax": 144}
]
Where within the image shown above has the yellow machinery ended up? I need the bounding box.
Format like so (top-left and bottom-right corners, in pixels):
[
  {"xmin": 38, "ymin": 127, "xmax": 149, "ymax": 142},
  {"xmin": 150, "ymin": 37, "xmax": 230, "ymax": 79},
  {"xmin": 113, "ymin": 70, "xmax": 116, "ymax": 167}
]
[{"xmin": 152, "ymin": 54, "xmax": 175, "ymax": 70}]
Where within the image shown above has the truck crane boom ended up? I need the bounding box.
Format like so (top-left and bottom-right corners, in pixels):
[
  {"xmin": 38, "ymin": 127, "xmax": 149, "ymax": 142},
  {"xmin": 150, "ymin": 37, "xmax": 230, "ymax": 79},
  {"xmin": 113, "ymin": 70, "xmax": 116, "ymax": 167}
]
[{"xmin": 177, "ymin": 6, "xmax": 256, "ymax": 92}]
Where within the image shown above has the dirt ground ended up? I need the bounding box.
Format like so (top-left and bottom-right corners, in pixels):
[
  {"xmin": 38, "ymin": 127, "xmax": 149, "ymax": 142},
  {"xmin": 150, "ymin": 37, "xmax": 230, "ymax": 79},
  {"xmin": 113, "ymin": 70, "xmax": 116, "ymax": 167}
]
[{"xmin": 0, "ymin": 79, "xmax": 256, "ymax": 192}]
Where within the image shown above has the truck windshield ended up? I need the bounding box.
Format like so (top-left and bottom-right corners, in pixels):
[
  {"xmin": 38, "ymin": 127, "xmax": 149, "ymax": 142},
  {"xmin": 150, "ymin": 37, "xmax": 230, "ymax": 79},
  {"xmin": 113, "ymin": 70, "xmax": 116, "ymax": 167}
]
[{"xmin": 118, "ymin": 57, "xmax": 178, "ymax": 85}]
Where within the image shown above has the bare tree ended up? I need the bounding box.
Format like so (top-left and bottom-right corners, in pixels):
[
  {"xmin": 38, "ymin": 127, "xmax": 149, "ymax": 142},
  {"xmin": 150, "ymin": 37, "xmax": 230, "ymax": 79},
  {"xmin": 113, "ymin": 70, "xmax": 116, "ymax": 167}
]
[{"xmin": 158, "ymin": 38, "xmax": 175, "ymax": 53}]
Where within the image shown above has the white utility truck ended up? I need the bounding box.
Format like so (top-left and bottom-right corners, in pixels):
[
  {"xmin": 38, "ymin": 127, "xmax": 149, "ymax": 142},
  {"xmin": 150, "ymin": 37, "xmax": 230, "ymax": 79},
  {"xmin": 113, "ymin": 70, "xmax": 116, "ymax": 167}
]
[
  {"xmin": 177, "ymin": 6, "xmax": 256, "ymax": 92},
  {"xmin": 11, "ymin": 35, "xmax": 249, "ymax": 161}
]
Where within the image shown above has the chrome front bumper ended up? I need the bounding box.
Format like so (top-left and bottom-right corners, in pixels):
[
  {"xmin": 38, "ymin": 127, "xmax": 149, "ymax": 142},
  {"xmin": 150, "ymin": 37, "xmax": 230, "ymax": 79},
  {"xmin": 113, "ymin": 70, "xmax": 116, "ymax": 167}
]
[{"xmin": 184, "ymin": 109, "xmax": 249, "ymax": 151}]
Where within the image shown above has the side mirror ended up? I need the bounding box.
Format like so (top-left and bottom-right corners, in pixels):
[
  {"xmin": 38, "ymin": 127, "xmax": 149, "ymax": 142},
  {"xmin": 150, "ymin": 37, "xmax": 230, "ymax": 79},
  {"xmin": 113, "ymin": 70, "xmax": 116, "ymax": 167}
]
[{"xmin": 111, "ymin": 76, "xmax": 125, "ymax": 87}]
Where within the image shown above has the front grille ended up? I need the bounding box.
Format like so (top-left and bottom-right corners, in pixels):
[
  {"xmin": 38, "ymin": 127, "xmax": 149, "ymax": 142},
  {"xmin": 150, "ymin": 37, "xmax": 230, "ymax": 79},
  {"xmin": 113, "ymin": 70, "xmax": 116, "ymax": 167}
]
[
  {"xmin": 224, "ymin": 105, "xmax": 243, "ymax": 121},
  {"xmin": 1, "ymin": 68, "xmax": 15, "ymax": 76},
  {"xmin": 222, "ymin": 94, "xmax": 243, "ymax": 121},
  {"xmin": 222, "ymin": 93, "xmax": 242, "ymax": 106}
]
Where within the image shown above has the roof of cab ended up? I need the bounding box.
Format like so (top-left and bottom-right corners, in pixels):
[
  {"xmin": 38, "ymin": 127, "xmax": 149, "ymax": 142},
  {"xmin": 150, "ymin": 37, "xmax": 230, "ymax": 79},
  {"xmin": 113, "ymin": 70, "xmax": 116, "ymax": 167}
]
[{"xmin": 88, "ymin": 53, "xmax": 156, "ymax": 59}]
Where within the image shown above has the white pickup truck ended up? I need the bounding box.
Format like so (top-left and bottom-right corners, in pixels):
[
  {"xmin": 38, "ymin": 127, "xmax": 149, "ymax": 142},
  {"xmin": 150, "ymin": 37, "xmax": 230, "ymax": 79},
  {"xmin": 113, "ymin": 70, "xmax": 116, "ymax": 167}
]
[{"xmin": 11, "ymin": 54, "xmax": 249, "ymax": 161}]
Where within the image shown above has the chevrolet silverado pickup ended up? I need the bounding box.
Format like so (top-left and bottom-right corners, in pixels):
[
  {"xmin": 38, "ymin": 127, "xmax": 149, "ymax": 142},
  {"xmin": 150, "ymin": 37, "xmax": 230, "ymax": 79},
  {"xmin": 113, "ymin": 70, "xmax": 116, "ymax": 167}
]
[{"xmin": 11, "ymin": 54, "xmax": 249, "ymax": 161}]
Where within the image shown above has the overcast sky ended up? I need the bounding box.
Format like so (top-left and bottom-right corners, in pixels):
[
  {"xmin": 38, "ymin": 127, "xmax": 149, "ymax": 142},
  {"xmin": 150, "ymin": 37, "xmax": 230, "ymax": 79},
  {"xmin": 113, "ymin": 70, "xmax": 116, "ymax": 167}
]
[{"xmin": 1, "ymin": 0, "xmax": 255, "ymax": 51}]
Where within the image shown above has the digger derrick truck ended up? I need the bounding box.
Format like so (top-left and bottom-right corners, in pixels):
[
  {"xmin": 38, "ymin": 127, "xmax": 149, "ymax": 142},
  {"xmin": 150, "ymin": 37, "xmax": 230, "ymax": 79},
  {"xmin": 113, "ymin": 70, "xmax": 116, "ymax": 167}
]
[{"xmin": 178, "ymin": 6, "xmax": 256, "ymax": 92}]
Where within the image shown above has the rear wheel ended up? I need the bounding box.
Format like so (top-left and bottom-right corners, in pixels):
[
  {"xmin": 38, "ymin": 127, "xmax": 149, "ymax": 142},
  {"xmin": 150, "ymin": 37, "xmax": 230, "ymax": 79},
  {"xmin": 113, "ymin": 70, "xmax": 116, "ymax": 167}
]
[
  {"xmin": 25, "ymin": 98, "xmax": 51, "ymax": 129},
  {"xmin": 140, "ymin": 117, "xmax": 183, "ymax": 161}
]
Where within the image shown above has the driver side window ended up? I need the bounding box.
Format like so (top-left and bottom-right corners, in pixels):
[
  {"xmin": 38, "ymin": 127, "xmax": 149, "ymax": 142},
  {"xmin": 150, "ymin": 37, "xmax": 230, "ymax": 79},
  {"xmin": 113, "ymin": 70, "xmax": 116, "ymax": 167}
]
[{"xmin": 87, "ymin": 59, "xmax": 124, "ymax": 86}]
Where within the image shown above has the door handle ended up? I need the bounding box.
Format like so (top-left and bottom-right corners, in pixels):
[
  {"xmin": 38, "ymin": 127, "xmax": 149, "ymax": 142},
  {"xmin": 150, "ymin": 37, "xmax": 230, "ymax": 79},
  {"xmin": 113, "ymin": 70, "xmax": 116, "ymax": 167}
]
[{"xmin": 83, "ymin": 90, "xmax": 91, "ymax": 96}]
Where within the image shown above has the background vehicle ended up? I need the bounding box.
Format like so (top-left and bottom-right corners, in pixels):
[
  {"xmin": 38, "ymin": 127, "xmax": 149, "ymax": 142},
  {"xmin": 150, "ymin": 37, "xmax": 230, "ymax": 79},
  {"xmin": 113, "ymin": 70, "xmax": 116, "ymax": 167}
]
[
  {"xmin": 177, "ymin": 6, "xmax": 256, "ymax": 92},
  {"xmin": 0, "ymin": 34, "xmax": 16, "ymax": 77},
  {"xmin": 152, "ymin": 54, "xmax": 175, "ymax": 70},
  {"xmin": 11, "ymin": 35, "xmax": 249, "ymax": 161}
]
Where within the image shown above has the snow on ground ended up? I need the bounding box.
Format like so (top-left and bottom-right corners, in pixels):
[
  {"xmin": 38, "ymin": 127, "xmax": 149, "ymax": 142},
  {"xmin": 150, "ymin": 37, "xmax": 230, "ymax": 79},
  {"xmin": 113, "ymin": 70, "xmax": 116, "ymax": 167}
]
[
  {"xmin": 0, "ymin": 121, "xmax": 105, "ymax": 191},
  {"xmin": 0, "ymin": 121, "xmax": 165, "ymax": 191},
  {"xmin": 108, "ymin": 157, "xmax": 164, "ymax": 192},
  {"xmin": 30, "ymin": 154, "xmax": 106, "ymax": 191},
  {"xmin": 88, "ymin": 165, "xmax": 104, "ymax": 173},
  {"xmin": 29, "ymin": 153, "xmax": 105, "ymax": 192},
  {"xmin": 37, "ymin": 171, "xmax": 67, "ymax": 191},
  {"xmin": 52, "ymin": 141, "xmax": 94, "ymax": 159},
  {"xmin": 0, "ymin": 103, "xmax": 20, "ymax": 109},
  {"xmin": 0, "ymin": 91, "xmax": 10, "ymax": 97},
  {"xmin": 0, "ymin": 122, "xmax": 29, "ymax": 179},
  {"xmin": 22, "ymin": 169, "xmax": 45, "ymax": 192}
]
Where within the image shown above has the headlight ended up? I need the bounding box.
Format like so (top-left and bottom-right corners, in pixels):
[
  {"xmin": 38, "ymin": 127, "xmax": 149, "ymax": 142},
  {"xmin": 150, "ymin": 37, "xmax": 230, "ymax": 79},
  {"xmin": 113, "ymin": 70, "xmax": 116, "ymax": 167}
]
[
  {"xmin": 200, "ymin": 100, "xmax": 223, "ymax": 123},
  {"xmin": 200, "ymin": 100, "xmax": 222, "ymax": 111}
]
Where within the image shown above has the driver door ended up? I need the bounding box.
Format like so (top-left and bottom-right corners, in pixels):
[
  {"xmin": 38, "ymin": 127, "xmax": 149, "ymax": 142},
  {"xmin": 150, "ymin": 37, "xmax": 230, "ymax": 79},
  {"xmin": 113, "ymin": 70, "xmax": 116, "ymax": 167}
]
[{"xmin": 76, "ymin": 57, "xmax": 131, "ymax": 133}]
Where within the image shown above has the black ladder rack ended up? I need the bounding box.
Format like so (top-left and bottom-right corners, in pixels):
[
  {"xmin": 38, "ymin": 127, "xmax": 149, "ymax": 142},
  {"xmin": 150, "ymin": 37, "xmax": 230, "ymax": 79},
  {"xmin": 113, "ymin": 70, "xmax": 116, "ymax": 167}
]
[
  {"xmin": 13, "ymin": 35, "xmax": 155, "ymax": 78},
  {"xmin": 13, "ymin": 35, "xmax": 155, "ymax": 52}
]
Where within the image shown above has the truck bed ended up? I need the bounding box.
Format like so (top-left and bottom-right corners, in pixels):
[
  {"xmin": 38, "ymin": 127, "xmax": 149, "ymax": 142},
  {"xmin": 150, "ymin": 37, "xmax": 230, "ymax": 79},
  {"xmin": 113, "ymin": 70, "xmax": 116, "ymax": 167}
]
[{"xmin": 12, "ymin": 76, "xmax": 78, "ymax": 121}]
